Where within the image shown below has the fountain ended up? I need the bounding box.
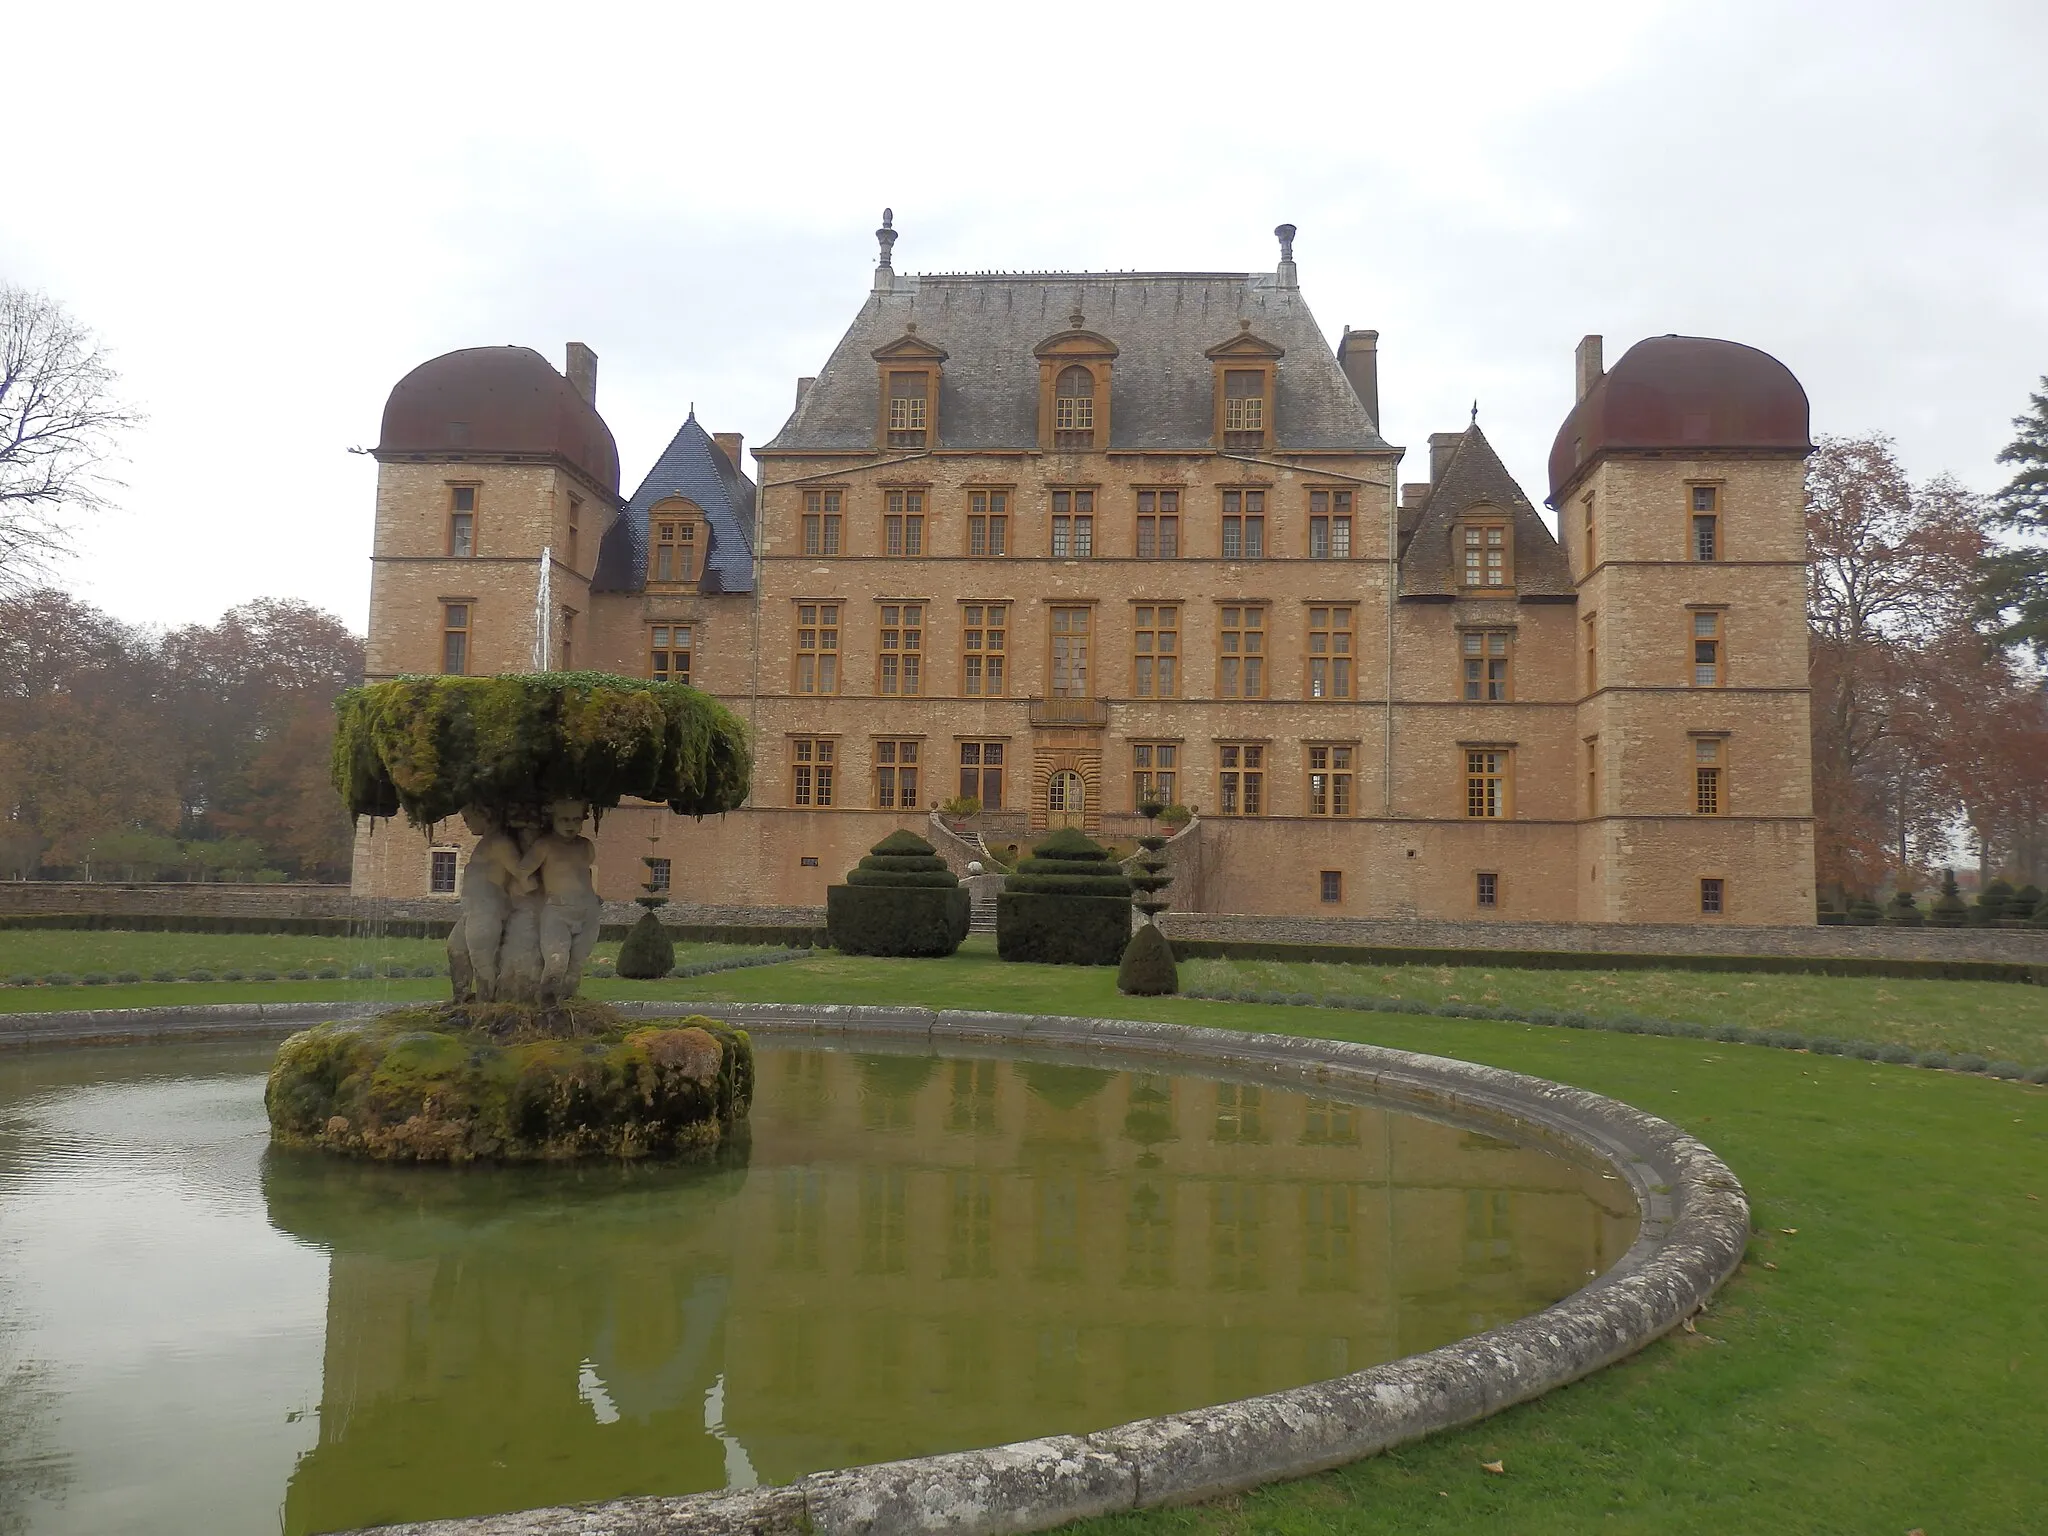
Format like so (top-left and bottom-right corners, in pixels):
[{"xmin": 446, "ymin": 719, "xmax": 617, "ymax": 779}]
[{"xmin": 265, "ymin": 671, "xmax": 755, "ymax": 1161}]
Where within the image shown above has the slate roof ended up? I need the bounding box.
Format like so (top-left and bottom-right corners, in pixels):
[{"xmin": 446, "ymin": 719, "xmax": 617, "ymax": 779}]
[
  {"xmin": 592, "ymin": 413, "xmax": 756, "ymax": 594},
  {"xmin": 1398, "ymin": 425, "xmax": 1575, "ymax": 601},
  {"xmin": 763, "ymin": 272, "xmax": 1388, "ymax": 453}
]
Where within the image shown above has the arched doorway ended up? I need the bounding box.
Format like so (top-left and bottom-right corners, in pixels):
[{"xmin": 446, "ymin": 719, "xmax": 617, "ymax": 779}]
[{"xmin": 1047, "ymin": 770, "xmax": 1085, "ymax": 828}]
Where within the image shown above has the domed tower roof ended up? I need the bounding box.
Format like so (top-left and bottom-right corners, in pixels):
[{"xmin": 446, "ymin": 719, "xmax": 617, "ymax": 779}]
[
  {"xmin": 1547, "ymin": 335, "xmax": 1810, "ymax": 505},
  {"xmin": 376, "ymin": 345, "xmax": 621, "ymax": 496}
]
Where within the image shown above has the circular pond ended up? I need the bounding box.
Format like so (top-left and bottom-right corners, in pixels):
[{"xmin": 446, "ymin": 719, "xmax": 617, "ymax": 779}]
[{"xmin": 0, "ymin": 1033, "xmax": 1636, "ymax": 1536}]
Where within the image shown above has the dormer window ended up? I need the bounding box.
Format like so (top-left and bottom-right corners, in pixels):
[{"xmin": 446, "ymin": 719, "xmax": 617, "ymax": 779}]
[
  {"xmin": 1205, "ymin": 326, "xmax": 1283, "ymax": 453},
  {"xmin": 1458, "ymin": 518, "xmax": 1512, "ymax": 591},
  {"xmin": 872, "ymin": 332, "xmax": 948, "ymax": 451},
  {"xmin": 649, "ymin": 498, "xmax": 702, "ymax": 584},
  {"xmin": 1053, "ymin": 366, "xmax": 1096, "ymax": 449},
  {"xmin": 887, "ymin": 372, "xmax": 929, "ymax": 447}
]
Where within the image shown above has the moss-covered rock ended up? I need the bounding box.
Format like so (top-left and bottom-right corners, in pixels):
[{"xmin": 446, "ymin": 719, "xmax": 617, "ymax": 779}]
[
  {"xmin": 616, "ymin": 910, "xmax": 676, "ymax": 978},
  {"xmin": 265, "ymin": 1001, "xmax": 753, "ymax": 1162},
  {"xmin": 331, "ymin": 672, "xmax": 751, "ymax": 828}
]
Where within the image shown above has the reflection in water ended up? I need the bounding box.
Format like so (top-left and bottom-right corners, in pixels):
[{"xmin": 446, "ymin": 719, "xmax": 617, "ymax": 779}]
[{"xmin": 0, "ymin": 1039, "xmax": 1637, "ymax": 1536}]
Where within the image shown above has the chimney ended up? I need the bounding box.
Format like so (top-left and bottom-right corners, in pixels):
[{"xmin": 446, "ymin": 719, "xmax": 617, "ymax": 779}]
[
  {"xmin": 565, "ymin": 342, "xmax": 598, "ymax": 406},
  {"xmin": 1575, "ymin": 334, "xmax": 1604, "ymax": 402},
  {"xmin": 795, "ymin": 376, "xmax": 816, "ymax": 409},
  {"xmin": 713, "ymin": 432, "xmax": 744, "ymax": 474},
  {"xmin": 874, "ymin": 208, "xmax": 898, "ymax": 293},
  {"xmin": 1274, "ymin": 223, "xmax": 1298, "ymax": 289},
  {"xmin": 1336, "ymin": 327, "xmax": 1380, "ymax": 427},
  {"xmin": 1399, "ymin": 482, "xmax": 1431, "ymax": 511},
  {"xmin": 1428, "ymin": 431, "xmax": 1462, "ymax": 485}
]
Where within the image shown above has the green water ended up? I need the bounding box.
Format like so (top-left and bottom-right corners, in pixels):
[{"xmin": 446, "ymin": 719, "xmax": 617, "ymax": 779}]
[{"xmin": 0, "ymin": 1038, "xmax": 1634, "ymax": 1536}]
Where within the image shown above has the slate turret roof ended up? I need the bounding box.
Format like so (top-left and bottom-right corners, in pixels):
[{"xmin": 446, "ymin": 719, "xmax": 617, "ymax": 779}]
[
  {"xmin": 593, "ymin": 413, "xmax": 756, "ymax": 595},
  {"xmin": 1398, "ymin": 425, "xmax": 1574, "ymax": 601},
  {"xmin": 763, "ymin": 272, "xmax": 1388, "ymax": 453}
]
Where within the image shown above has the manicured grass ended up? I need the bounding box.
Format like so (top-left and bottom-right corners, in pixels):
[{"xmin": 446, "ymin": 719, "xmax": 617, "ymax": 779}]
[
  {"xmin": 6, "ymin": 935, "xmax": 2043, "ymax": 1529},
  {"xmin": 661, "ymin": 941, "xmax": 2047, "ymax": 1534},
  {"xmin": 1181, "ymin": 955, "xmax": 2048, "ymax": 1069}
]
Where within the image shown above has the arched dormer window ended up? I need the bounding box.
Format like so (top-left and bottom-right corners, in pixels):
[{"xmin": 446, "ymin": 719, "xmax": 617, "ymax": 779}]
[
  {"xmin": 1034, "ymin": 325, "xmax": 1118, "ymax": 452},
  {"xmin": 648, "ymin": 497, "xmax": 703, "ymax": 585},
  {"xmin": 871, "ymin": 332, "xmax": 949, "ymax": 451},
  {"xmin": 1456, "ymin": 509, "xmax": 1513, "ymax": 593},
  {"xmin": 1204, "ymin": 326, "xmax": 1284, "ymax": 453},
  {"xmin": 1054, "ymin": 366, "xmax": 1095, "ymax": 449}
]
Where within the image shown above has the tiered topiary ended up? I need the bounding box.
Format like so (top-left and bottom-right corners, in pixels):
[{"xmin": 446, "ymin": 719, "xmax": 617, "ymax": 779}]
[
  {"xmin": 1846, "ymin": 894, "xmax": 1883, "ymax": 926},
  {"xmin": 1973, "ymin": 878, "xmax": 2015, "ymax": 926},
  {"xmin": 826, "ymin": 830, "xmax": 970, "ymax": 956},
  {"xmin": 1118, "ymin": 801, "xmax": 1179, "ymax": 995},
  {"xmin": 2009, "ymin": 884, "xmax": 2043, "ymax": 923},
  {"xmin": 1884, "ymin": 889, "xmax": 1925, "ymax": 926},
  {"xmin": 1928, "ymin": 867, "xmax": 1969, "ymax": 927},
  {"xmin": 616, "ymin": 833, "xmax": 677, "ymax": 979},
  {"xmin": 998, "ymin": 826, "xmax": 1133, "ymax": 966}
]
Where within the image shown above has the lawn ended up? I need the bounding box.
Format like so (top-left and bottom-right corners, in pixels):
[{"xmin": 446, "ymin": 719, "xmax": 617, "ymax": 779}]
[{"xmin": 5, "ymin": 935, "xmax": 2044, "ymax": 1532}]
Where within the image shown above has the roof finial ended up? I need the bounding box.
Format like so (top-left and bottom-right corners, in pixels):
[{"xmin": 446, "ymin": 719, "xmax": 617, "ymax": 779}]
[
  {"xmin": 874, "ymin": 208, "xmax": 898, "ymax": 293},
  {"xmin": 1069, "ymin": 305, "xmax": 1085, "ymax": 330},
  {"xmin": 1470, "ymin": 398, "xmax": 1479, "ymax": 426},
  {"xmin": 1274, "ymin": 222, "xmax": 1298, "ymax": 288}
]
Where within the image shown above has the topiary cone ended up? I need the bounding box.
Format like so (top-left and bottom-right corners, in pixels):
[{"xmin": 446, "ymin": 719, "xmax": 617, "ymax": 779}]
[
  {"xmin": 616, "ymin": 910, "xmax": 676, "ymax": 979},
  {"xmin": 1116, "ymin": 922, "xmax": 1179, "ymax": 996}
]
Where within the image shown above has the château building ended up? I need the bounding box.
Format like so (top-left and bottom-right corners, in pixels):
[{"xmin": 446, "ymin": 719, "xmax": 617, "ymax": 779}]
[{"xmin": 351, "ymin": 217, "xmax": 1816, "ymax": 925}]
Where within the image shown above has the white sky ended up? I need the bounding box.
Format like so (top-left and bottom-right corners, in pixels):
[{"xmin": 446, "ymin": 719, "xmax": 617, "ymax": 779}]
[{"xmin": 7, "ymin": 0, "xmax": 2044, "ymax": 632}]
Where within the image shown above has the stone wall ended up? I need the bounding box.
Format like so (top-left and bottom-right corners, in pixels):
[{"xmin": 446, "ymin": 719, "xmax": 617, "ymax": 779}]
[
  {"xmin": 1154, "ymin": 908, "xmax": 2048, "ymax": 963},
  {"xmin": 0, "ymin": 882, "xmax": 363, "ymax": 919}
]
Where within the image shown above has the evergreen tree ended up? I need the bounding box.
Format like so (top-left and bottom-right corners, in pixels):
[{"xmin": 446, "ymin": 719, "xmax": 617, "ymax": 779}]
[{"xmin": 1983, "ymin": 377, "xmax": 2048, "ymax": 655}]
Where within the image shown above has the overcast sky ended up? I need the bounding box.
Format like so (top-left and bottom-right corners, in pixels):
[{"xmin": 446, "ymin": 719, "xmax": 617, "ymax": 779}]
[{"xmin": 8, "ymin": 0, "xmax": 2044, "ymax": 632}]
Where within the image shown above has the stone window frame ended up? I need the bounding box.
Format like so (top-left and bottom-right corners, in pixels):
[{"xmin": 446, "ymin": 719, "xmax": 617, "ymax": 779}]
[
  {"xmin": 1699, "ymin": 874, "xmax": 1729, "ymax": 917},
  {"xmin": 446, "ymin": 482, "xmax": 479, "ymax": 558},
  {"xmin": 1047, "ymin": 602, "xmax": 1095, "ymax": 698},
  {"xmin": 1475, "ymin": 870, "xmax": 1501, "ymax": 910},
  {"xmin": 1306, "ymin": 602, "xmax": 1355, "ymax": 701},
  {"xmin": 1583, "ymin": 611, "xmax": 1599, "ymax": 695},
  {"xmin": 1205, "ymin": 328, "xmax": 1282, "ymax": 453},
  {"xmin": 871, "ymin": 331, "xmax": 947, "ymax": 451},
  {"xmin": 1215, "ymin": 740, "xmax": 1270, "ymax": 817},
  {"xmin": 1306, "ymin": 487, "xmax": 1355, "ymax": 560},
  {"xmin": 1049, "ymin": 486, "xmax": 1098, "ymax": 559},
  {"xmin": 1458, "ymin": 623, "xmax": 1515, "ymax": 703},
  {"xmin": 876, "ymin": 600, "xmax": 927, "ymax": 697},
  {"xmin": 1580, "ymin": 489, "xmax": 1596, "ymax": 576},
  {"xmin": 872, "ymin": 736, "xmax": 925, "ymax": 811},
  {"xmin": 959, "ymin": 600, "xmax": 1009, "ymax": 698},
  {"xmin": 1691, "ymin": 731, "xmax": 1731, "ymax": 817},
  {"xmin": 1220, "ymin": 487, "xmax": 1268, "ymax": 560},
  {"xmin": 788, "ymin": 735, "xmax": 839, "ymax": 808},
  {"xmin": 428, "ymin": 847, "xmax": 459, "ymax": 894},
  {"xmin": 1688, "ymin": 604, "xmax": 1728, "ymax": 688},
  {"xmin": 440, "ymin": 598, "xmax": 474, "ymax": 676},
  {"xmin": 1319, "ymin": 869, "xmax": 1343, "ymax": 905},
  {"xmin": 1135, "ymin": 487, "xmax": 1182, "ymax": 560},
  {"xmin": 801, "ymin": 486, "xmax": 846, "ymax": 557},
  {"xmin": 1304, "ymin": 741, "xmax": 1358, "ymax": 817},
  {"xmin": 1687, "ymin": 480, "xmax": 1725, "ymax": 562},
  {"xmin": 650, "ymin": 623, "xmax": 693, "ymax": 685},
  {"xmin": 566, "ymin": 492, "xmax": 583, "ymax": 573},
  {"xmin": 1455, "ymin": 512, "xmax": 1514, "ymax": 594},
  {"xmin": 1131, "ymin": 601, "xmax": 1181, "ymax": 699},
  {"xmin": 792, "ymin": 599, "xmax": 844, "ymax": 696},
  {"xmin": 1459, "ymin": 742, "xmax": 1515, "ymax": 820},
  {"xmin": 966, "ymin": 486, "xmax": 1011, "ymax": 558},
  {"xmin": 956, "ymin": 738, "xmax": 1010, "ymax": 812},
  {"xmin": 1584, "ymin": 734, "xmax": 1601, "ymax": 818},
  {"xmin": 881, "ymin": 487, "xmax": 928, "ymax": 558},
  {"xmin": 1033, "ymin": 328, "xmax": 1117, "ymax": 451},
  {"xmin": 1131, "ymin": 738, "xmax": 1182, "ymax": 810},
  {"xmin": 1217, "ymin": 602, "xmax": 1270, "ymax": 700},
  {"xmin": 649, "ymin": 497, "xmax": 703, "ymax": 585}
]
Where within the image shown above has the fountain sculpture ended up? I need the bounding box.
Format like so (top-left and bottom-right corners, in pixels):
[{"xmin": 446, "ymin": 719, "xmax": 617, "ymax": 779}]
[{"xmin": 266, "ymin": 672, "xmax": 756, "ymax": 1162}]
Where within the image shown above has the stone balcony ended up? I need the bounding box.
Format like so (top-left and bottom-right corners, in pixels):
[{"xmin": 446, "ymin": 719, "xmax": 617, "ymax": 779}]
[{"xmin": 1026, "ymin": 695, "xmax": 1109, "ymax": 728}]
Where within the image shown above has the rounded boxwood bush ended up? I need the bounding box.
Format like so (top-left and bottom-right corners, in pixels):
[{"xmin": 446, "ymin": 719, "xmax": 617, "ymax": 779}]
[
  {"xmin": 44, "ymin": 972, "xmax": 75, "ymax": 986},
  {"xmin": 1809, "ymin": 1037, "xmax": 1845, "ymax": 1055},
  {"xmin": 252, "ymin": 968, "xmax": 279, "ymax": 982},
  {"xmin": 1916, "ymin": 1050, "xmax": 1949, "ymax": 1070},
  {"xmin": 114, "ymin": 971, "xmax": 141, "ymax": 984},
  {"xmin": 316, "ymin": 966, "xmax": 341, "ymax": 980},
  {"xmin": 411, "ymin": 964, "xmax": 438, "ymax": 979},
  {"xmin": 187, "ymin": 969, "xmax": 215, "ymax": 982},
  {"xmin": 1985, "ymin": 1060, "xmax": 2024, "ymax": 1080},
  {"xmin": 150, "ymin": 969, "xmax": 176, "ymax": 983},
  {"xmin": 1878, "ymin": 1043, "xmax": 1916, "ymax": 1064},
  {"xmin": 382, "ymin": 963, "xmax": 409, "ymax": 979},
  {"xmin": 617, "ymin": 909, "xmax": 678, "ymax": 978},
  {"xmin": 1848, "ymin": 1041, "xmax": 1882, "ymax": 1060},
  {"xmin": 222, "ymin": 969, "xmax": 245, "ymax": 982},
  {"xmin": 1711, "ymin": 1024, "xmax": 1745, "ymax": 1042},
  {"xmin": 829, "ymin": 831, "xmax": 970, "ymax": 958},
  {"xmin": 1116, "ymin": 922, "xmax": 1179, "ymax": 996},
  {"xmin": 5, "ymin": 974, "xmax": 33, "ymax": 986},
  {"xmin": 81, "ymin": 973, "xmax": 110, "ymax": 986},
  {"xmin": 2025, "ymin": 1065, "xmax": 2048, "ymax": 1085},
  {"xmin": 347, "ymin": 964, "xmax": 373, "ymax": 980},
  {"xmin": 1952, "ymin": 1053, "xmax": 1988, "ymax": 1074},
  {"xmin": 286, "ymin": 969, "xmax": 311, "ymax": 981}
]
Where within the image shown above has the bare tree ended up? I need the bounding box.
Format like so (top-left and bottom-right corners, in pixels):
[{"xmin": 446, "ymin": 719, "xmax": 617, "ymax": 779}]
[{"xmin": 0, "ymin": 284, "xmax": 141, "ymax": 597}]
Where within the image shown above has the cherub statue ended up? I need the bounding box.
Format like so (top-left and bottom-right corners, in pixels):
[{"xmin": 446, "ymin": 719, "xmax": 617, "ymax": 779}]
[
  {"xmin": 447, "ymin": 805, "xmax": 532, "ymax": 1002},
  {"xmin": 517, "ymin": 799, "xmax": 605, "ymax": 1003}
]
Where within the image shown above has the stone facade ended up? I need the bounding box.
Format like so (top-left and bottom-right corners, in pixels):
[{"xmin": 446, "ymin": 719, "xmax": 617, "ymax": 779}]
[{"xmin": 352, "ymin": 223, "xmax": 1819, "ymax": 926}]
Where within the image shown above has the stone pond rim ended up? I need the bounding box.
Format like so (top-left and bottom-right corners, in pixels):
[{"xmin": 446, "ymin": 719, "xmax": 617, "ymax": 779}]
[{"xmin": 10, "ymin": 998, "xmax": 1748, "ymax": 1536}]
